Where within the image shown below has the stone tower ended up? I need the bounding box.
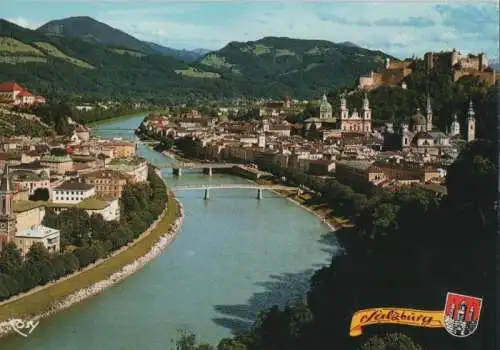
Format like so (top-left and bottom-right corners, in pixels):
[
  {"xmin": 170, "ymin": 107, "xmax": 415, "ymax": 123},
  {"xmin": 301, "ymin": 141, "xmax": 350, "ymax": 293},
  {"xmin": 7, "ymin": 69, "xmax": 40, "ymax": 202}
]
[
  {"xmin": 0, "ymin": 165, "xmax": 17, "ymax": 250},
  {"xmin": 426, "ymin": 95, "xmax": 433, "ymax": 131},
  {"xmin": 467, "ymin": 100, "xmax": 476, "ymax": 142},
  {"xmin": 319, "ymin": 94, "xmax": 333, "ymax": 120},
  {"xmin": 340, "ymin": 93, "xmax": 349, "ymax": 120},
  {"xmin": 362, "ymin": 94, "xmax": 372, "ymax": 132},
  {"xmin": 450, "ymin": 113, "xmax": 460, "ymax": 137}
]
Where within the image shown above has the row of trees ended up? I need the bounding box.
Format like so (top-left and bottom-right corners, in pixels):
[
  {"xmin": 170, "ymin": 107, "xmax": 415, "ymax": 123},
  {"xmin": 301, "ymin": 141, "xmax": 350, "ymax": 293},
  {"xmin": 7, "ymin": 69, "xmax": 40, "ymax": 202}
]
[
  {"xmin": 0, "ymin": 167, "xmax": 167, "ymax": 301},
  {"xmin": 171, "ymin": 137, "xmax": 496, "ymax": 349}
]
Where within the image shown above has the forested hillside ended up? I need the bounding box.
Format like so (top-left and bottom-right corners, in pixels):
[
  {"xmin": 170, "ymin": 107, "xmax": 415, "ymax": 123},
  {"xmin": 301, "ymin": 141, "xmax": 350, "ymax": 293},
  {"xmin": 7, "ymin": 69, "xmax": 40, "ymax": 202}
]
[{"xmin": 0, "ymin": 19, "xmax": 393, "ymax": 102}]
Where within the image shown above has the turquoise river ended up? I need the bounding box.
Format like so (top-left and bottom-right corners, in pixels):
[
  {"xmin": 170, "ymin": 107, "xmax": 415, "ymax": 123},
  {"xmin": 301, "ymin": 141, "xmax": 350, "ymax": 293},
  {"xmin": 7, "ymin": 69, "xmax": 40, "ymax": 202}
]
[{"xmin": 0, "ymin": 113, "xmax": 339, "ymax": 350}]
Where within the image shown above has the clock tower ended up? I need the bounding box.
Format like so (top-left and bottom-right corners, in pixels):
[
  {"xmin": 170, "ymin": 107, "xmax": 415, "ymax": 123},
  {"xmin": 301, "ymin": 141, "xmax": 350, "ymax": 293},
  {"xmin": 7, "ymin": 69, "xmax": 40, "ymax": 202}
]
[{"xmin": 0, "ymin": 165, "xmax": 17, "ymax": 250}]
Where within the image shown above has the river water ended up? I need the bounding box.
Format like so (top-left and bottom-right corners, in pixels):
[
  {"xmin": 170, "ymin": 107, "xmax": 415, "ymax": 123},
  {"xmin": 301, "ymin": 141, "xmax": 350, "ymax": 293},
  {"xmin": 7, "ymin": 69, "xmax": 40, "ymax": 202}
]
[{"xmin": 1, "ymin": 113, "xmax": 338, "ymax": 350}]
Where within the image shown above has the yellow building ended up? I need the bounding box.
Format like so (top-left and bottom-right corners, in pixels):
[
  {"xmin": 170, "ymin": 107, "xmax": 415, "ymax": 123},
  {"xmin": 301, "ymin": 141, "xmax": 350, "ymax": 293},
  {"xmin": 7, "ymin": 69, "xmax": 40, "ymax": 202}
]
[
  {"xmin": 83, "ymin": 169, "xmax": 134, "ymax": 198},
  {"xmin": 105, "ymin": 141, "xmax": 136, "ymax": 158}
]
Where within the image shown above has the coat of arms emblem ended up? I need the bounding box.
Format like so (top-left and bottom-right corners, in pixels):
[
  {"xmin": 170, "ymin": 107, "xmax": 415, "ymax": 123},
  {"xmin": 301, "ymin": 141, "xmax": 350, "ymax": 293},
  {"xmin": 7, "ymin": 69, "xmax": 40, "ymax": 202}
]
[{"xmin": 444, "ymin": 292, "xmax": 482, "ymax": 337}]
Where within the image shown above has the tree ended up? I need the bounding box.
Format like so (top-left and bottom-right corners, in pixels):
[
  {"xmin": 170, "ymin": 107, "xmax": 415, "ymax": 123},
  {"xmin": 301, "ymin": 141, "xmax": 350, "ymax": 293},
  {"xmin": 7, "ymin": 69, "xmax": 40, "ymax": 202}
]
[
  {"xmin": 29, "ymin": 187, "xmax": 50, "ymax": 201},
  {"xmin": 0, "ymin": 242, "xmax": 22, "ymax": 274},
  {"xmin": 360, "ymin": 333, "xmax": 423, "ymax": 350}
]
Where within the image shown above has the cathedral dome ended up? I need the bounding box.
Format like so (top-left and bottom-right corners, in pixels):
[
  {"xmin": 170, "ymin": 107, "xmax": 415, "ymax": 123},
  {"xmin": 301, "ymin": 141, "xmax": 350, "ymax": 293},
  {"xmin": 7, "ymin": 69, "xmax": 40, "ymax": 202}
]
[
  {"xmin": 319, "ymin": 94, "xmax": 332, "ymax": 112},
  {"xmin": 409, "ymin": 108, "xmax": 426, "ymax": 126}
]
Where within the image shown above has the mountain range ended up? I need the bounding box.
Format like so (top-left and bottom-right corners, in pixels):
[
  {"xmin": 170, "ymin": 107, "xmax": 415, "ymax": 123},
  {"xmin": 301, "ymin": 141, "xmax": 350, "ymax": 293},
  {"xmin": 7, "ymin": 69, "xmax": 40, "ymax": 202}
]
[
  {"xmin": 0, "ymin": 16, "xmax": 394, "ymax": 101},
  {"xmin": 36, "ymin": 16, "xmax": 210, "ymax": 62}
]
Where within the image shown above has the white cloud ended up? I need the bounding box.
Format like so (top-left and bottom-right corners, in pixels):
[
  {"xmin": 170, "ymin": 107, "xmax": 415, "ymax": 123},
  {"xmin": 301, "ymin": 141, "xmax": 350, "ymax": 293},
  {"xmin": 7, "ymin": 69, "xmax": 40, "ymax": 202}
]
[{"xmin": 6, "ymin": 17, "xmax": 41, "ymax": 29}]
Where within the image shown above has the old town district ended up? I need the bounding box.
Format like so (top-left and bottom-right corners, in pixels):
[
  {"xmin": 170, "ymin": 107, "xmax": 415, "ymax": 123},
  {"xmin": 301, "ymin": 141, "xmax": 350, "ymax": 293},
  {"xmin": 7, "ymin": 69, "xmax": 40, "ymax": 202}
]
[
  {"xmin": 143, "ymin": 92, "xmax": 476, "ymax": 197},
  {"xmin": 0, "ymin": 126, "xmax": 147, "ymax": 257},
  {"xmin": 0, "ymin": 86, "xmax": 479, "ymax": 258}
]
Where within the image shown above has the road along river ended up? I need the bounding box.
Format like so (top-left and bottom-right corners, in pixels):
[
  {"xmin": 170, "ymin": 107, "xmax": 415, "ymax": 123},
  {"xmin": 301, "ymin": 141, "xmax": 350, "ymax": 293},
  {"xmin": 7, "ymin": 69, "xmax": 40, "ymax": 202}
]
[{"xmin": 0, "ymin": 113, "xmax": 339, "ymax": 349}]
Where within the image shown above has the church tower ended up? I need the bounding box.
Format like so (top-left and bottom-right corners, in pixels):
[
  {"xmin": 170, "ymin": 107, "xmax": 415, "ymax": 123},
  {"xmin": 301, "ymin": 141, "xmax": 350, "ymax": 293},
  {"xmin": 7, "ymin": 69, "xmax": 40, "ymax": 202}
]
[
  {"xmin": 362, "ymin": 93, "xmax": 372, "ymax": 132},
  {"xmin": 450, "ymin": 113, "xmax": 460, "ymax": 137},
  {"xmin": 0, "ymin": 165, "xmax": 17, "ymax": 250},
  {"xmin": 340, "ymin": 93, "xmax": 349, "ymax": 120},
  {"xmin": 467, "ymin": 100, "xmax": 476, "ymax": 142},
  {"xmin": 426, "ymin": 95, "xmax": 433, "ymax": 131}
]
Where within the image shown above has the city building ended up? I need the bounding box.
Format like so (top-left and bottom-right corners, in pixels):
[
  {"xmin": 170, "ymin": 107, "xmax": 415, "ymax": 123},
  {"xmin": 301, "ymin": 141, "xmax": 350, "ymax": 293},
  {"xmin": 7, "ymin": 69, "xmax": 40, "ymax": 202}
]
[
  {"xmin": 14, "ymin": 225, "xmax": 60, "ymax": 256},
  {"xmin": 47, "ymin": 197, "xmax": 120, "ymax": 221},
  {"xmin": 52, "ymin": 181, "xmax": 96, "ymax": 204},
  {"xmin": 83, "ymin": 169, "xmax": 134, "ymax": 198},
  {"xmin": 340, "ymin": 94, "xmax": 372, "ymax": 133},
  {"xmin": 40, "ymin": 154, "xmax": 74, "ymax": 174},
  {"xmin": 107, "ymin": 157, "xmax": 148, "ymax": 182},
  {"xmin": 0, "ymin": 166, "xmax": 60, "ymax": 255}
]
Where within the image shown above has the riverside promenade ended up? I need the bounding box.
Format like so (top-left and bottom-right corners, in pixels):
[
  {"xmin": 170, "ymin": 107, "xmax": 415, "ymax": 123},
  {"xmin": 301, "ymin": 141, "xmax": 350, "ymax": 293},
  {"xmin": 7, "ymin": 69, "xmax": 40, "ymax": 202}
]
[{"xmin": 0, "ymin": 173, "xmax": 183, "ymax": 337}]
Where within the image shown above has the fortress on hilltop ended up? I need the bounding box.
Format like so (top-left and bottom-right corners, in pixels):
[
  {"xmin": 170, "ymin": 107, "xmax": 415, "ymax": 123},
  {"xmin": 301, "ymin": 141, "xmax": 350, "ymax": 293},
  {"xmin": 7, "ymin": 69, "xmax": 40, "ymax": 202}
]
[{"xmin": 358, "ymin": 49, "xmax": 499, "ymax": 91}]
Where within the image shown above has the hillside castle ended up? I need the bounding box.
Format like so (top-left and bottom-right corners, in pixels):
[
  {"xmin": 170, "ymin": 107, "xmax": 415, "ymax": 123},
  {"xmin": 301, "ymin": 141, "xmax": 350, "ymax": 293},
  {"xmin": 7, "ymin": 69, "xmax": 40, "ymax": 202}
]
[{"xmin": 359, "ymin": 49, "xmax": 499, "ymax": 91}]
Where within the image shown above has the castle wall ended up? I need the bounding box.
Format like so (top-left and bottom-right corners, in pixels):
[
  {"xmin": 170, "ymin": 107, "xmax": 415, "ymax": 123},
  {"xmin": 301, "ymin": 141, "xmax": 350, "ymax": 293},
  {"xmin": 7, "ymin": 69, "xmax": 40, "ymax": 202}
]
[{"xmin": 453, "ymin": 70, "xmax": 499, "ymax": 85}]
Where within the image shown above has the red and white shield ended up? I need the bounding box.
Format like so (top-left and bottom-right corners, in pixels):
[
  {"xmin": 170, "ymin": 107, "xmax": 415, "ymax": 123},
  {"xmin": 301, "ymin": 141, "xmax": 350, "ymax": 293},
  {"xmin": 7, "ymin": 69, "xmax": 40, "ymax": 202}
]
[{"xmin": 443, "ymin": 292, "xmax": 482, "ymax": 337}]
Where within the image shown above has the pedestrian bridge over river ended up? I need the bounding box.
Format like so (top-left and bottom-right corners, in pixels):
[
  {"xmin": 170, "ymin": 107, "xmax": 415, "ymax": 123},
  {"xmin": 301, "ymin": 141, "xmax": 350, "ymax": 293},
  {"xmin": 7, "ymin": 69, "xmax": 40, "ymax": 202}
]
[{"xmin": 171, "ymin": 184, "xmax": 298, "ymax": 200}]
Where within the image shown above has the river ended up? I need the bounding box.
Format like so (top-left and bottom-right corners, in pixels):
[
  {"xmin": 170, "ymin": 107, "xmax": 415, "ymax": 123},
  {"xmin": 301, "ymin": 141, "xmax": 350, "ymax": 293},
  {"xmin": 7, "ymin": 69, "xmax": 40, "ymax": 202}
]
[{"xmin": 1, "ymin": 113, "xmax": 338, "ymax": 349}]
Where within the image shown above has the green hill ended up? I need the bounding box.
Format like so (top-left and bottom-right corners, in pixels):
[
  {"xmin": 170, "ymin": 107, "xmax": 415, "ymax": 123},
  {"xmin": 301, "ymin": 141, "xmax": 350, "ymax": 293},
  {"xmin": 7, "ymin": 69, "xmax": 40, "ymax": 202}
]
[
  {"xmin": 0, "ymin": 19, "xmax": 395, "ymax": 101},
  {"xmin": 197, "ymin": 36, "xmax": 396, "ymax": 97},
  {"xmin": 36, "ymin": 16, "xmax": 155, "ymax": 54}
]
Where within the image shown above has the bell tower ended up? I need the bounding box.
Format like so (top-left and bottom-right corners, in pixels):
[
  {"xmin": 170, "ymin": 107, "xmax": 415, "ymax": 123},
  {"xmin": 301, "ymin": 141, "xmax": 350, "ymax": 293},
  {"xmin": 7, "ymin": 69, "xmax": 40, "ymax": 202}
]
[
  {"xmin": 0, "ymin": 165, "xmax": 17, "ymax": 250},
  {"xmin": 467, "ymin": 99, "xmax": 476, "ymax": 142}
]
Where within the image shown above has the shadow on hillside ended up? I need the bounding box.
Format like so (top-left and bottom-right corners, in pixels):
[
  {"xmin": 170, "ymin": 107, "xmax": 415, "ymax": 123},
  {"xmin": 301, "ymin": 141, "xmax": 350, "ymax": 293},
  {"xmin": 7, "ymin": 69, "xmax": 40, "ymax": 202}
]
[{"xmin": 212, "ymin": 228, "xmax": 342, "ymax": 335}]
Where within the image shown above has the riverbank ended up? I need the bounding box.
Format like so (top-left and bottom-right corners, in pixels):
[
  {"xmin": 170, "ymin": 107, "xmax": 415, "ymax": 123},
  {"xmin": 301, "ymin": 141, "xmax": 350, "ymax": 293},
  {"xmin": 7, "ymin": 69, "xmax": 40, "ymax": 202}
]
[
  {"xmin": 0, "ymin": 186, "xmax": 183, "ymax": 338},
  {"xmin": 88, "ymin": 110, "xmax": 153, "ymax": 127},
  {"xmin": 163, "ymin": 148, "xmax": 351, "ymax": 230}
]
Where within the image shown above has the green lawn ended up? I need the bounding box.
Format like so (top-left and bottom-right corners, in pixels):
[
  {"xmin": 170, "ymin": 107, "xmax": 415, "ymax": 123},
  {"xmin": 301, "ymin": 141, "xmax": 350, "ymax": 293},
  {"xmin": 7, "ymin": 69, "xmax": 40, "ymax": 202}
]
[{"xmin": 0, "ymin": 192, "xmax": 179, "ymax": 322}]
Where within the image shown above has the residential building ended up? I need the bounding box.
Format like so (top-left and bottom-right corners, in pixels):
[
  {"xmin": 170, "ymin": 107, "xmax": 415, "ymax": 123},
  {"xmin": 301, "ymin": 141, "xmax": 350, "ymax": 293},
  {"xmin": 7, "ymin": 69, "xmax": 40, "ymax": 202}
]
[
  {"xmin": 10, "ymin": 169, "xmax": 50, "ymax": 195},
  {"xmin": 14, "ymin": 225, "xmax": 60, "ymax": 256},
  {"xmin": 40, "ymin": 154, "xmax": 74, "ymax": 174},
  {"xmin": 83, "ymin": 169, "xmax": 134, "ymax": 198},
  {"xmin": 48, "ymin": 197, "xmax": 120, "ymax": 221},
  {"xmin": 52, "ymin": 181, "xmax": 96, "ymax": 204},
  {"xmin": 107, "ymin": 157, "xmax": 148, "ymax": 182}
]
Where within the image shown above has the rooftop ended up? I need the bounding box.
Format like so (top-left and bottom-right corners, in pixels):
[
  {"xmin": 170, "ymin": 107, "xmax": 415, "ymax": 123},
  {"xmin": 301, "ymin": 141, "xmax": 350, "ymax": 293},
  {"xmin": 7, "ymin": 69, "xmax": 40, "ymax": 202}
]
[
  {"xmin": 56, "ymin": 181, "xmax": 94, "ymax": 191},
  {"xmin": 13, "ymin": 200, "xmax": 46, "ymax": 213},
  {"xmin": 47, "ymin": 197, "xmax": 109, "ymax": 210},
  {"xmin": 15, "ymin": 225, "xmax": 59, "ymax": 238},
  {"xmin": 41, "ymin": 155, "xmax": 72, "ymax": 163}
]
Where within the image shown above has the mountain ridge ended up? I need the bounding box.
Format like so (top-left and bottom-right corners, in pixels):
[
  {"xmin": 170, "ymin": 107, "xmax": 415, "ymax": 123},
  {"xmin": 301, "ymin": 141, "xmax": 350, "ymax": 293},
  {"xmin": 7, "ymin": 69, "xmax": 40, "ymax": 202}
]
[{"xmin": 1, "ymin": 17, "xmax": 395, "ymax": 100}]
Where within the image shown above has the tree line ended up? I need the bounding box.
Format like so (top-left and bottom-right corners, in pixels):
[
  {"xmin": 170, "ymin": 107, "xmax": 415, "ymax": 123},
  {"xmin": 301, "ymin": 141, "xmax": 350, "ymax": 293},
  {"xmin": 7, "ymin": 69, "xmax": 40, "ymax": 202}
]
[{"xmin": 0, "ymin": 167, "xmax": 167, "ymax": 301}]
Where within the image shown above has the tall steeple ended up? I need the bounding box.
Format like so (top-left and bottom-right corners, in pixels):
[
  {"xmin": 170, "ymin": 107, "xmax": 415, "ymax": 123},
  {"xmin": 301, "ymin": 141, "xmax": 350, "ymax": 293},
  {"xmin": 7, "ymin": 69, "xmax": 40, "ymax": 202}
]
[
  {"xmin": 340, "ymin": 93, "xmax": 349, "ymax": 120},
  {"xmin": 0, "ymin": 165, "xmax": 17, "ymax": 250},
  {"xmin": 467, "ymin": 99, "xmax": 476, "ymax": 142},
  {"xmin": 426, "ymin": 94, "xmax": 433, "ymax": 131}
]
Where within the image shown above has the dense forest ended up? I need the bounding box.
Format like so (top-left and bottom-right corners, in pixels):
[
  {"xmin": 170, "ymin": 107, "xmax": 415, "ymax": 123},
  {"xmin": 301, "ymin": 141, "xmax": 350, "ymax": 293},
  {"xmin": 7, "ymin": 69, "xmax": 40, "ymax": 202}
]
[{"xmin": 0, "ymin": 167, "xmax": 167, "ymax": 301}]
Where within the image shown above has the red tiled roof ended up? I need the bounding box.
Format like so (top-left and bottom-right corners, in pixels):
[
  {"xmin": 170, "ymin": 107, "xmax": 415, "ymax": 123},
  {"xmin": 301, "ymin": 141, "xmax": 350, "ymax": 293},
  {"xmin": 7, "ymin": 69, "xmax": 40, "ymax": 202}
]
[
  {"xmin": 17, "ymin": 90, "xmax": 33, "ymax": 97},
  {"xmin": 0, "ymin": 81, "xmax": 24, "ymax": 92}
]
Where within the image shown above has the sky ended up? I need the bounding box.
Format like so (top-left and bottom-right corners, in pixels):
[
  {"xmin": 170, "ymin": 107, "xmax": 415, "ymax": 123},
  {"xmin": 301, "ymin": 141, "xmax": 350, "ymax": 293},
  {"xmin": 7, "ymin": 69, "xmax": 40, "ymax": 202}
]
[{"xmin": 3, "ymin": 0, "xmax": 499, "ymax": 60}]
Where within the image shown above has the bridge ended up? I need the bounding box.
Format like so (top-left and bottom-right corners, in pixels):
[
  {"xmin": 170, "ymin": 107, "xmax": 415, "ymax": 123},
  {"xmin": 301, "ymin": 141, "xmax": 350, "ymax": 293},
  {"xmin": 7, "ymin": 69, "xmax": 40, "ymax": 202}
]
[
  {"xmin": 171, "ymin": 184, "xmax": 298, "ymax": 200},
  {"xmin": 155, "ymin": 162, "xmax": 236, "ymax": 176}
]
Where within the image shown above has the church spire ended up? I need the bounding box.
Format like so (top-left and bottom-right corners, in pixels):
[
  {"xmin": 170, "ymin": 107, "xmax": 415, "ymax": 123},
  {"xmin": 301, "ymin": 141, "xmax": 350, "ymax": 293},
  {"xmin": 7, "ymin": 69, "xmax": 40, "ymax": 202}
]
[
  {"xmin": 467, "ymin": 99, "xmax": 475, "ymax": 118},
  {"xmin": 426, "ymin": 94, "xmax": 433, "ymax": 131}
]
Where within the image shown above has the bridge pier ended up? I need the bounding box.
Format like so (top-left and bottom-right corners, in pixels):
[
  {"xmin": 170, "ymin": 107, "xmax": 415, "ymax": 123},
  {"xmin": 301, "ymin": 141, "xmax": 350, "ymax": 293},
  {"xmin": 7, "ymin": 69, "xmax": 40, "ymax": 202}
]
[
  {"xmin": 204, "ymin": 188, "xmax": 210, "ymax": 200},
  {"xmin": 257, "ymin": 188, "xmax": 263, "ymax": 200},
  {"xmin": 203, "ymin": 167, "xmax": 213, "ymax": 176},
  {"xmin": 172, "ymin": 168, "xmax": 182, "ymax": 176}
]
